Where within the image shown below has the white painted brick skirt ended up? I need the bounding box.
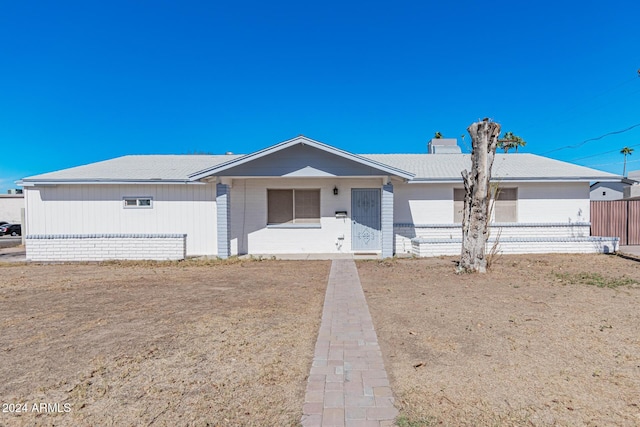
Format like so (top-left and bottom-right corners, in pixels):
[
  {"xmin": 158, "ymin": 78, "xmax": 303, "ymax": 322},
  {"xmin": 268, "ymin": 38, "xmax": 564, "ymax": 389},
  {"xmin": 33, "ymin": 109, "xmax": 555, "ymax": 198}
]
[
  {"xmin": 394, "ymin": 222, "xmax": 596, "ymax": 253},
  {"xmin": 26, "ymin": 234, "xmax": 187, "ymax": 261},
  {"xmin": 411, "ymin": 236, "xmax": 620, "ymax": 257}
]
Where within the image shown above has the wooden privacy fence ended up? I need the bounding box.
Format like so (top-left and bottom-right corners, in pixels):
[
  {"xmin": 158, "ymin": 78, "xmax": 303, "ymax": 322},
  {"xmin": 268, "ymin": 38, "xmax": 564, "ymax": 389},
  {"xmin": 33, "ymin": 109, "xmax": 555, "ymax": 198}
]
[{"xmin": 591, "ymin": 200, "xmax": 640, "ymax": 245}]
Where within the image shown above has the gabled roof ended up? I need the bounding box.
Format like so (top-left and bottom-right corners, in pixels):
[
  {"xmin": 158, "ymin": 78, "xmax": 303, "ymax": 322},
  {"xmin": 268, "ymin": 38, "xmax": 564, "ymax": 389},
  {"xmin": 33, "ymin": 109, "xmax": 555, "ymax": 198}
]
[
  {"xmin": 363, "ymin": 153, "xmax": 621, "ymax": 182},
  {"xmin": 20, "ymin": 154, "xmax": 242, "ymax": 185},
  {"xmin": 187, "ymin": 135, "xmax": 415, "ymax": 180},
  {"xmin": 19, "ymin": 137, "xmax": 621, "ymax": 185}
]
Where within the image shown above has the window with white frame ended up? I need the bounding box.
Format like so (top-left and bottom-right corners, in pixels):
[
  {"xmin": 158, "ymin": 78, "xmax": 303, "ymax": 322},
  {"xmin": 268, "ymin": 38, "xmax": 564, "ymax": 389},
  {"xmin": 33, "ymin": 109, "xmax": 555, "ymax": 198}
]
[
  {"xmin": 453, "ymin": 187, "xmax": 517, "ymax": 223},
  {"xmin": 267, "ymin": 189, "xmax": 320, "ymax": 224},
  {"xmin": 453, "ymin": 188, "xmax": 465, "ymax": 223},
  {"xmin": 123, "ymin": 197, "xmax": 153, "ymax": 208},
  {"xmin": 493, "ymin": 188, "xmax": 517, "ymax": 222}
]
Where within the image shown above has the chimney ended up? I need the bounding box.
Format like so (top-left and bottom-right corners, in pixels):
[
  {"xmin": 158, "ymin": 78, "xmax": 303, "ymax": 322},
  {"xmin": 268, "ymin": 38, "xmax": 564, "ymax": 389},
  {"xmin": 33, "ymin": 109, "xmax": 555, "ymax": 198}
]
[{"xmin": 427, "ymin": 138, "xmax": 461, "ymax": 154}]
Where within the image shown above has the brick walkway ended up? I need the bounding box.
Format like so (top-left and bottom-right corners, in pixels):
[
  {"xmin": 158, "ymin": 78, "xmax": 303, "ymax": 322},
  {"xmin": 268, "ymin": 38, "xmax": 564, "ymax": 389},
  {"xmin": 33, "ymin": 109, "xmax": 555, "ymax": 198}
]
[{"xmin": 301, "ymin": 260, "xmax": 398, "ymax": 427}]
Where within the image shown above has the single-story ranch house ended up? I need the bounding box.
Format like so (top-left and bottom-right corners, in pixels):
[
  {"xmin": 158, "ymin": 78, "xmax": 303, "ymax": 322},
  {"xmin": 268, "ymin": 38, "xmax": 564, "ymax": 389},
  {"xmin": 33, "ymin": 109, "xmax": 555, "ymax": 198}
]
[{"xmin": 19, "ymin": 136, "xmax": 621, "ymax": 261}]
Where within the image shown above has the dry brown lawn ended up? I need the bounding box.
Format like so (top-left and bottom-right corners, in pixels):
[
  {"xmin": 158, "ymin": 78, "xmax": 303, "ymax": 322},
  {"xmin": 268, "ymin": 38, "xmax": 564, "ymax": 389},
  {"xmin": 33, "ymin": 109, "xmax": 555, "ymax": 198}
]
[
  {"xmin": 358, "ymin": 254, "xmax": 640, "ymax": 427},
  {"xmin": 0, "ymin": 259, "xmax": 329, "ymax": 427},
  {"xmin": 3, "ymin": 253, "xmax": 640, "ymax": 427}
]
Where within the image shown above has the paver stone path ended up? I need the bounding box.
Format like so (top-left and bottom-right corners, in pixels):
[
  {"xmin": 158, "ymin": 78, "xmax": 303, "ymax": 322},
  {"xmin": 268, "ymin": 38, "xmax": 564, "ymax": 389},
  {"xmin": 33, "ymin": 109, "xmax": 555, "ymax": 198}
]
[{"xmin": 301, "ymin": 259, "xmax": 398, "ymax": 427}]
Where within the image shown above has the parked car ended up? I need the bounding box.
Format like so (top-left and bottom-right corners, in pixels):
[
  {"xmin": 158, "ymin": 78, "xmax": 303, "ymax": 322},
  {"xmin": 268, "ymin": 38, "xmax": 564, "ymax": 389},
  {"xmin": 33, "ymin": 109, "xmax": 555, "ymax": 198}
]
[
  {"xmin": 0, "ymin": 221, "xmax": 7, "ymax": 226},
  {"xmin": 0, "ymin": 224, "xmax": 21, "ymax": 236}
]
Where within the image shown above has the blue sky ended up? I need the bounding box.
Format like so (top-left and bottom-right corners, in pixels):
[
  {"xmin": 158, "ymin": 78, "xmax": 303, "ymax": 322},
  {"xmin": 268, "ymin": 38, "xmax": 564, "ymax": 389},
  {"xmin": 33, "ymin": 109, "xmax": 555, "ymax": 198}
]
[{"xmin": 1, "ymin": 0, "xmax": 638, "ymax": 192}]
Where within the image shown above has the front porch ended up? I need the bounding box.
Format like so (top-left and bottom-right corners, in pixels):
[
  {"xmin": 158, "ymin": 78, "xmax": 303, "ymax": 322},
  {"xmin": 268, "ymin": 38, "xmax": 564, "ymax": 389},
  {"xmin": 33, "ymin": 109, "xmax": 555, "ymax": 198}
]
[
  {"xmin": 215, "ymin": 177, "xmax": 396, "ymax": 258},
  {"xmin": 197, "ymin": 137, "xmax": 413, "ymax": 259}
]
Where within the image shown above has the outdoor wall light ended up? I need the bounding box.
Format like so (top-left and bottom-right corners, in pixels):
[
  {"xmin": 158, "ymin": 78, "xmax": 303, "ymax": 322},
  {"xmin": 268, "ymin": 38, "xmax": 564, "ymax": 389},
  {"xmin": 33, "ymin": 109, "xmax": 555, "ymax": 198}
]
[{"xmin": 333, "ymin": 186, "xmax": 339, "ymax": 196}]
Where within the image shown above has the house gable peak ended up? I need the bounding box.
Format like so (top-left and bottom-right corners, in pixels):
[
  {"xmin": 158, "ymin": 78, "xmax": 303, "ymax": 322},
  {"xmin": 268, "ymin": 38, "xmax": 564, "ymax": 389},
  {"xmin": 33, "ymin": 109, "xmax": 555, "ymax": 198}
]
[{"xmin": 188, "ymin": 136, "xmax": 414, "ymax": 180}]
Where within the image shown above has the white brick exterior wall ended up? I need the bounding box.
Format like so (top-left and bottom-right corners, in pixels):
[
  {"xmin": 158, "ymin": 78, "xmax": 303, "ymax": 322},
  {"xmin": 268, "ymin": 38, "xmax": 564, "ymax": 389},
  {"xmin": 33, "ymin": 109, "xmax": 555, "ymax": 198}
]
[
  {"xmin": 411, "ymin": 237, "xmax": 619, "ymax": 257},
  {"xmin": 393, "ymin": 182, "xmax": 590, "ymax": 225},
  {"xmin": 26, "ymin": 234, "xmax": 186, "ymax": 261},
  {"xmin": 24, "ymin": 184, "xmax": 216, "ymax": 256},
  {"xmin": 228, "ymin": 177, "xmax": 385, "ymax": 255},
  {"xmin": 23, "ymin": 178, "xmax": 597, "ymax": 259},
  {"xmin": 394, "ymin": 223, "xmax": 592, "ymax": 254}
]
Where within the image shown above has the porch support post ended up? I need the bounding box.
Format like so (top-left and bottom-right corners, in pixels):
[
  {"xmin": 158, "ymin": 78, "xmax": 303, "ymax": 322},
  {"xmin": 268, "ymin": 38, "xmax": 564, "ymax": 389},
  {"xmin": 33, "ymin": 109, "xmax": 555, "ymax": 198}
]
[
  {"xmin": 216, "ymin": 183, "xmax": 231, "ymax": 259},
  {"xmin": 381, "ymin": 183, "xmax": 394, "ymax": 258}
]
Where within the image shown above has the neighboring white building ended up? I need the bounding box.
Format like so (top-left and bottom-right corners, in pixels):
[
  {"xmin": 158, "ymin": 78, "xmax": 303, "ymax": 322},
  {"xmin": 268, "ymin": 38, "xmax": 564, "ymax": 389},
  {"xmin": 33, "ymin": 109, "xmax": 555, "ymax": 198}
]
[
  {"xmin": 623, "ymin": 171, "xmax": 640, "ymax": 199},
  {"xmin": 590, "ymin": 170, "xmax": 640, "ymax": 201},
  {"xmin": 0, "ymin": 192, "xmax": 24, "ymax": 224},
  {"xmin": 590, "ymin": 181, "xmax": 626, "ymax": 201},
  {"xmin": 19, "ymin": 136, "xmax": 621, "ymax": 261}
]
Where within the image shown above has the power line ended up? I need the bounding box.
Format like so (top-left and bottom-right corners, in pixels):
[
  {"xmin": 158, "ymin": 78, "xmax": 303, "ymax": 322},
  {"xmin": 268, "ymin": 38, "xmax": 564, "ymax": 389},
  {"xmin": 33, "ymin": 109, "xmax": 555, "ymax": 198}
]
[
  {"xmin": 570, "ymin": 142, "xmax": 640, "ymax": 162},
  {"xmin": 585, "ymin": 158, "xmax": 640, "ymax": 168},
  {"xmin": 541, "ymin": 122, "xmax": 640, "ymax": 155}
]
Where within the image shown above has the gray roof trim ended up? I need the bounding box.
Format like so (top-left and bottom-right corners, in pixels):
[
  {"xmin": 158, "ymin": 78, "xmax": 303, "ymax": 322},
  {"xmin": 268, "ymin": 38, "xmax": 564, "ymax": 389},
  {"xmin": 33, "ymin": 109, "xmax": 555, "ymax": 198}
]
[
  {"xmin": 583, "ymin": 181, "xmax": 631, "ymax": 188},
  {"xmin": 20, "ymin": 179, "xmax": 205, "ymax": 186},
  {"xmin": 188, "ymin": 135, "xmax": 415, "ymax": 180}
]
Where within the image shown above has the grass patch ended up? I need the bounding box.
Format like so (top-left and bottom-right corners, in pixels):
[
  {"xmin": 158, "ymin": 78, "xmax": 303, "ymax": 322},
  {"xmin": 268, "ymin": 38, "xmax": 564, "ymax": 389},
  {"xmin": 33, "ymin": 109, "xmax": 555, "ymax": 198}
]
[
  {"xmin": 395, "ymin": 415, "xmax": 438, "ymax": 427},
  {"xmin": 554, "ymin": 271, "xmax": 637, "ymax": 288},
  {"xmin": 90, "ymin": 256, "xmax": 252, "ymax": 268}
]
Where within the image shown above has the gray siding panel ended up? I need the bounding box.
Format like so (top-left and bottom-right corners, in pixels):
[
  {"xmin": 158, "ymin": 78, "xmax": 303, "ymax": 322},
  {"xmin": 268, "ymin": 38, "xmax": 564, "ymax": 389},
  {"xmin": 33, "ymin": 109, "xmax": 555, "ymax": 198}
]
[
  {"xmin": 381, "ymin": 184, "xmax": 394, "ymax": 258},
  {"xmin": 216, "ymin": 183, "xmax": 231, "ymax": 259},
  {"xmin": 216, "ymin": 144, "xmax": 391, "ymax": 177}
]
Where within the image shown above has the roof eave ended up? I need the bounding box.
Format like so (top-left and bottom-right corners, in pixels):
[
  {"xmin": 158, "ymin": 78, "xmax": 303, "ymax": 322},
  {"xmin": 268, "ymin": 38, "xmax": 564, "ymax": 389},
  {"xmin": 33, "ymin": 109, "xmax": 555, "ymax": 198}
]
[{"xmin": 20, "ymin": 179, "xmax": 204, "ymax": 186}]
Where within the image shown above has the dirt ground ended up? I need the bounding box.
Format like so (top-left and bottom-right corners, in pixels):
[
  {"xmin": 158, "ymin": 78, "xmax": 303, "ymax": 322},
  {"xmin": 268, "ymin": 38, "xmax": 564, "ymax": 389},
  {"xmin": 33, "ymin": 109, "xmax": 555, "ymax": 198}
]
[
  {"xmin": 358, "ymin": 254, "xmax": 640, "ymax": 427},
  {"xmin": 0, "ymin": 259, "xmax": 329, "ymax": 427},
  {"xmin": 3, "ymin": 254, "xmax": 640, "ymax": 427}
]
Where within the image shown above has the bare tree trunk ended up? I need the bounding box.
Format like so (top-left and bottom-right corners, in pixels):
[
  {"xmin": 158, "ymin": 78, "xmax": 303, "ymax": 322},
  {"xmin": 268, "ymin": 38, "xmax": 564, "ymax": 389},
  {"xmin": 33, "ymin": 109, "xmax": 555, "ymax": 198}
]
[{"xmin": 458, "ymin": 119, "xmax": 501, "ymax": 273}]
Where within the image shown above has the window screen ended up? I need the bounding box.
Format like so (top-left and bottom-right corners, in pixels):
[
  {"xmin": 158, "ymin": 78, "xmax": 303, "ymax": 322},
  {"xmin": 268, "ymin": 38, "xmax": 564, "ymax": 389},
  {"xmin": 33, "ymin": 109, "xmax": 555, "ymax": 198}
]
[
  {"xmin": 294, "ymin": 190, "xmax": 320, "ymax": 223},
  {"xmin": 453, "ymin": 188, "xmax": 465, "ymax": 223},
  {"xmin": 267, "ymin": 189, "xmax": 320, "ymax": 224},
  {"xmin": 453, "ymin": 188, "xmax": 517, "ymax": 223},
  {"xmin": 494, "ymin": 188, "xmax": 517, "ymax": 222},
  {"xmin": 123, "ymin": 197, "xmax": 153, "ymax": 208},
  {"xmin": 267, "ymin": 190, "xmax": 294, "ymax": 224}
]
